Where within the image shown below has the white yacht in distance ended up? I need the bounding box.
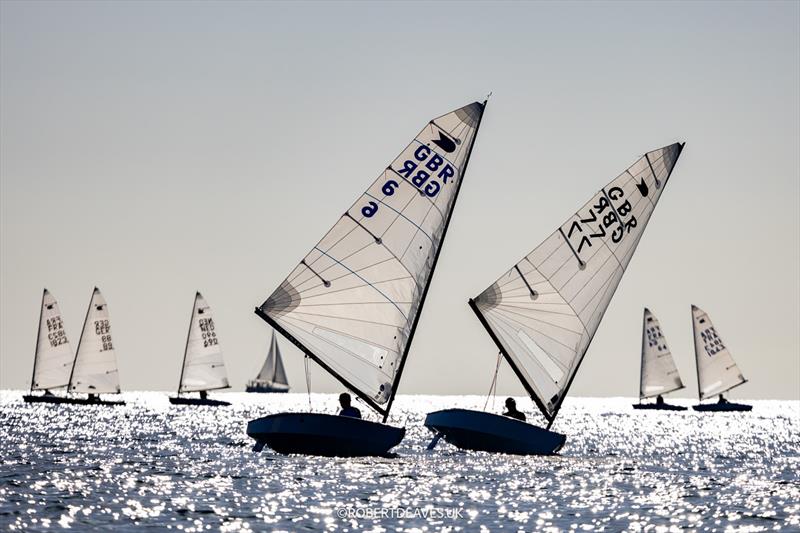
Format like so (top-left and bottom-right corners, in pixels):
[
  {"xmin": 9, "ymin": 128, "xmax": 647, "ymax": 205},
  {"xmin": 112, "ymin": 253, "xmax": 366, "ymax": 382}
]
[{"xmin": 246, "ymin": 330, "xmax": 290, "ymax": 393}]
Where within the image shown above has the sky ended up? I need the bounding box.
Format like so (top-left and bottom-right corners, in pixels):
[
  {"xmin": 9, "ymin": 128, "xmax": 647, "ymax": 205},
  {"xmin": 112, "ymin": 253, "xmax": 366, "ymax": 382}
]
[{"xmin": 1, "ymin": 1, "xmax": 798, "ymax": 401}]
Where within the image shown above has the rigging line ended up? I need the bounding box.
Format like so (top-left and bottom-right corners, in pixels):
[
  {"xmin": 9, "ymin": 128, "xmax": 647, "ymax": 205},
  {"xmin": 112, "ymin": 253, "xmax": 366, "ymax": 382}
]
[
  {"xmin": 483, "ymin": 351, "xmax": 503, "ymax": 411},
  {"xmin": 304, "ymin": 355, "xmax": 312, "ymax": 411}
]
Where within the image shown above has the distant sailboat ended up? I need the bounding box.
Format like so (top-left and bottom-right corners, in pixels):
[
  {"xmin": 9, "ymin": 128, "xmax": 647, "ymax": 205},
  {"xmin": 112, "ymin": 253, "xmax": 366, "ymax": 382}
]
[
  {"xmin": 633, "ymin": 308, "xmax": 687, "ymax": 410},
  {"xmin": 23, "ymin": 289, "xmax": 75, "ymax": 403},
  {"xmin": 169, "ymin": 292, "xmax": 231, "ymax": 406},
  {"xmin": 246, "ymin": 99, "xmax": 487, "ymax": 456},
  {"xmin": 691, "ymin": 305, "xmax": 752, "ymax": 412},
  {"xmin": 246, "ymin": 331, "xmax": 290, "ymax": 393},
  {"xmin": 426, "ymin": 142, "xmax": 685, "ymax": 454},
  {"xmin": 67, "ymin": 287, "xmax": 125, "ymax": 405}
]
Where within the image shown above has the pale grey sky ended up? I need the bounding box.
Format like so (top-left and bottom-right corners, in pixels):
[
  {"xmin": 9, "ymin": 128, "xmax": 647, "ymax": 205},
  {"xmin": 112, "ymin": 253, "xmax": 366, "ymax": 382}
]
[{"xmin": 1, "ymin": 1, "xmax": 798, "ymax": 400}]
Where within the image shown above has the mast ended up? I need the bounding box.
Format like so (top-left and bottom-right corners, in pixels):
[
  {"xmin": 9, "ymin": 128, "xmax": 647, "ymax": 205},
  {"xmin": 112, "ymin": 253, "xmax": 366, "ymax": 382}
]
[
  {"xmin": 381, "ymin": 99, "xmax": 487, "ymax": 422},
  {"xmin": 68, "ymin": 288, "xmax": 96, "ymax": 392},
  {"xmin": 29, "ymin": 288, "xmax": 46, "ymax": 393},
  {"xmin": 176, "ymin": 292, "xmax": 198, "ymax": 395},
  {"xmin": 639, "ymin": 308, "xmax": 648, "ymax": 401}
]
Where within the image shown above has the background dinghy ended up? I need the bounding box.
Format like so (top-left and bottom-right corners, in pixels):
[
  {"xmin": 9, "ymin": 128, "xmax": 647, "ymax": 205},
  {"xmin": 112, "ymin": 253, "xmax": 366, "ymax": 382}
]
[
  {"xmin": 169, "ymin": 292, "xmax": 231, "ymax": 407},
  {"xmin": 248, "ymin": 100, "xmax": 487, "ymax": 456},
  {"xmin": 691, "ymin": 305, "xmax": 751, "ymax": 412},
  {"xmin": 633, "ymin": 308, "xmax": 687, "ymax": 411},
  {"xmin": 427, "ymin": 143, "xmax": 685, "ymax": 455},
  {"xmin": 246, "ymin": 331, "xmax": 290, "ymax": 393}
]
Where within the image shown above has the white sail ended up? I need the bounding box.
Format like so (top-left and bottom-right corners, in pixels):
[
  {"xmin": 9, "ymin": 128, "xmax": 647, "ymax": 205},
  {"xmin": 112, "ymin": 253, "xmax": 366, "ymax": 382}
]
[
  {"xmin": 258, "ymin": 101, "xmax": 486, "ymax": 414},
  {"xmin": 255, "ymin": 331, "xmax": 289, "ymax": 386},
  {"xmin": 639, "ymin": 307, "xmax": 684, "ymax": 400},
  {"xmin": 178, "ymin": 292, "xmax": 229, "ymax": 393},
  {"xmin": 472, "ymin": 143, "xmax": 684, "ymax": 422},
  {"xmin": 30, "ymin": 289, "xmax": 74, "ymax": 391},
  {"xmin": 69, "ymin": 288, "xmax": 121, "ymax": 394},
  {"xmin": 692, "ymin": 305, "xmax": 746, "ymax": 400}
]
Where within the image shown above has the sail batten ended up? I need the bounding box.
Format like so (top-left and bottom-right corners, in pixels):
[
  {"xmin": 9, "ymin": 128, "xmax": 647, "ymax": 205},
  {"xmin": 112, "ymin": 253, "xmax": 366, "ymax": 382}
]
[
  {"xmin": 258, "ymin": 101, "xmax": 486, "ymax": 417},
  {"xmin": 30, "ymin": 289, "xmax": 74, "ymax": 391},
  {"xmin": 178, "ymin": 292, "xmax": 229, "ymax": 393},
  {"xmin": 473, "ymin": 143, "xmax": 684, "ymax": 423},
  {"xmin": 692, "ymin": 305, "xmax": 746, "ymax": 400},
  {"xmin": 69, "ymin": 288, "xmax": 121, "ymax": 394},
  {"xmin": 639, "ymin": 308, "xmax": 685, "ymax": 400}
]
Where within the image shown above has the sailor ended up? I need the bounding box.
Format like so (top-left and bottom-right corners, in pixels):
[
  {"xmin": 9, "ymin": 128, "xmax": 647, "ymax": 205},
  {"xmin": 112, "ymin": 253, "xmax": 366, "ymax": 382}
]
[
  {"xmin": 338, "ymin": 392, "xmax": 361, "ymax": 418},
  {"xmin": 656, "ymin": 395, "xmax": 664, "ymax": 406},
  {"xmin": 87, "ymin": 393, "xmax": 98, "ymax": 402},
  {"xmin": 717, "ymin": 394, "xmax": 728, "ymax": 404},
  {"xmin": 200, "ymin": 390, "xmax": 208, "ymax": 400},
  {"xmin": 502, "ymin": 397, "xmax": 526, "ymax": 421}
]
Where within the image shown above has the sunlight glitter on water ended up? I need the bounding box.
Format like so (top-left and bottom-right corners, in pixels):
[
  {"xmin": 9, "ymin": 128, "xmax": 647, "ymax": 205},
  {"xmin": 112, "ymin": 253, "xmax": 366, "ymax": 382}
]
[{"xmin": 1, "ymin": 392, "xmax": 798, "ymax": 531}]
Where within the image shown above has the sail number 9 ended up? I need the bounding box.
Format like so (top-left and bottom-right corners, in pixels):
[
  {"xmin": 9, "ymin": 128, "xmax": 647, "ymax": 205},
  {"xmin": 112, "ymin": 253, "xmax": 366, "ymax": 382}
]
[{"xmin": 199, "ymin": 317, "xmax": 218, "ymax": 348}]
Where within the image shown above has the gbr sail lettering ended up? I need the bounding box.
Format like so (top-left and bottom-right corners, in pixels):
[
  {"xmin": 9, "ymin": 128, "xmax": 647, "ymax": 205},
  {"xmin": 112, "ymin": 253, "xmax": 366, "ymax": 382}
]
[
  {"xmin": 566, "ymin": 186, "xmax": 637, "ymax": 255},
  {"xmin": 361, "ymin": 144, "xmax": 455, "ymax": 218}
]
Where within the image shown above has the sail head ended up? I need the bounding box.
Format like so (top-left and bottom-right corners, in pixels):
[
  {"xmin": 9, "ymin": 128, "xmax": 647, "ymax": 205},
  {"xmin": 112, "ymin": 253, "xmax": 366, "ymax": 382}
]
[
  {"xmin": 258, "ymin": 101, "xmax": 485, "ymax": 414},
  {"xmin": 692, "ymin": 305, "xmax": 745, "ymax": 400},
  {"xmin": 639, "ymin": 307, "xmax": 684, "ymax": 400},
  {"xmin": 473, "ymin": 143, "xmax": 684, "ymax": 421},
  {"xmin": 69, "ymin": 288, "xmax": 121, "ymax": 394},
  {"xmin": 31, "ymin": 289, "xmax": 74, "ymax": 390},
  {"xmin": 179, "ymin": 292, "xmax": 230, "ymax": 393}
]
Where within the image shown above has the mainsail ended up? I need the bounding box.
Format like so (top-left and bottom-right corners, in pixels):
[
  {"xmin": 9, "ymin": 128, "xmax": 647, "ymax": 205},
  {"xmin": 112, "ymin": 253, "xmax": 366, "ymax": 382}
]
[
  {"xmin": 692, "ymin": 305, "xmax": 746, "ymax": 400},
  {"xmin": 254, "ymin": 331, "xmax": 289, "ymax": 387},
  {"xmin": 257, "ymin": 100, "xmax": 486, "ymax": 418},
  {"xmin": 639, "ymin": 307, "xmax": 684, "ymax": 400},
  {"xmin": 30, "ymin": 289, "xmax": 74, "ymax": 391},
  {"xmin": 178, "ymin": 292, "xmax": 230, "ymax": 393},
  {"xmin": 471, "ymin": 143, "xmax": 684, "ymax": 423},
  {"xmin": 69, "ymin": 288, "xmax": 121, "ymax": 394}
]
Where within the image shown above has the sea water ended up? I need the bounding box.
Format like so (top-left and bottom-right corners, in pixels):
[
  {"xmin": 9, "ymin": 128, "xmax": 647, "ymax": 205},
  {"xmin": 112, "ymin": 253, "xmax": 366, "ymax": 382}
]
[{"xmin": 1, "ymin": 392, "xmax": 798, "ymax": 532}]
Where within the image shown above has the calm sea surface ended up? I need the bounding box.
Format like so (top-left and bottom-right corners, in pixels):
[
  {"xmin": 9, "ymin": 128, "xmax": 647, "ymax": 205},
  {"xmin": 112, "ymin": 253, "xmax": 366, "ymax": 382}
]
[{"xmin": 1, "ymin": 392, "xmax": 798, "ymax": 532}]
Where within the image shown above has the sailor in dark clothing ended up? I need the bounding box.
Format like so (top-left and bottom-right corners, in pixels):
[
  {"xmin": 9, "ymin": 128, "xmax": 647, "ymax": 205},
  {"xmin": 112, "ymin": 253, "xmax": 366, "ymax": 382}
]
[
  {"xmin": 717, "ymin": 394, "xmax": 729, "ymax": 404},
  {"xmin": 200, "ymin": 390, "xmax": 208, "ymax": 400},
  {"xmin": 338, "ymin": 392, "xmax": 362, "ymax": 419},
  {"xmin": 502, "ymin": 397, "xmax": 526, "ymax": 421},
  {"xmin": 656, "ymin": 395, "xmax": 664, "ymax": 406}
]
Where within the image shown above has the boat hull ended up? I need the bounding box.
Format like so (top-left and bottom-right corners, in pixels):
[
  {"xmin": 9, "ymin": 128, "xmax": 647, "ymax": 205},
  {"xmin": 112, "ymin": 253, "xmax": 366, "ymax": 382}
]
[
  {"xmin": 424, "ymin": 408, "xmax": 566, "ymax": 455},
  {"xmin": 22, "ymin": 394, "xmax": 125, "ymax": 406},
  {"xmin": 692, "ymin": 402, "xmax": 752, "ymax": 412},
  {"xmin": 169, "ymin": 397, "xmax": 231, "ymax": 407},
  {"xmin": 632, "ymin": 403, "xmax": 687, "ymax": 411},
  {"xmin": 246, "ymin": 412, "xmax": 405, "ymax": 457},
  {"xmin": 245, "ymin": 384, "xmax": 290, "ymax": 393}
]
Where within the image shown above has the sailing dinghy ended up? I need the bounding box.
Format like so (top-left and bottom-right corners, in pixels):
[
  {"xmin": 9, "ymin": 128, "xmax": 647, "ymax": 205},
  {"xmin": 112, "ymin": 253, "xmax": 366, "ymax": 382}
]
[
  {"xmin": 247, "ymin": 99, "xmax": 487, "ymax": 456},
  {"xmin": 170, "ymin": 292, "xmax": 231, "ymax": 406},
  {"xmin": 66, "ymin": 287, "xmax": 125, "ymax": 405},
  {"xmin": 426, "ymin": 143, "xmax": 685, "ymax": 454},
  {"xmin": 23, "ymin": 289, "xmax": 76, "ymax": 403},
  {"xmin": 691, "ymin": 305, "xmax": 751, "ymax": 412},
  {"xmin": 246, "ymin": 331, "xmax": 290, "ymax": 393},
  {"xmin": 633, "ymin": 308, "xmax": 687, "ymax": 410}
]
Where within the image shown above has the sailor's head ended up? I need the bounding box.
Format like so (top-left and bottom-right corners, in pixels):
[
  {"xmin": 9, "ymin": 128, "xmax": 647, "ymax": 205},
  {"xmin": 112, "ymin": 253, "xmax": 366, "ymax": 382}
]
[
  {"xmin": 505, "ymin": 397, "xmax": 516, "ymax": 410},
  {"xmin": 339, "ymin": 392, "xmax": 352, "ymax": 408}
]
